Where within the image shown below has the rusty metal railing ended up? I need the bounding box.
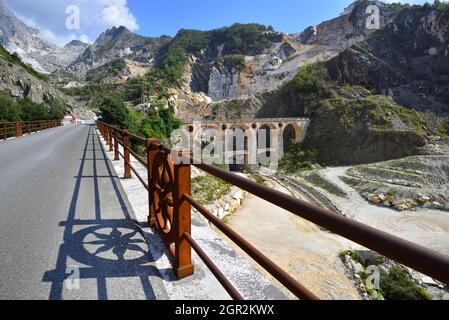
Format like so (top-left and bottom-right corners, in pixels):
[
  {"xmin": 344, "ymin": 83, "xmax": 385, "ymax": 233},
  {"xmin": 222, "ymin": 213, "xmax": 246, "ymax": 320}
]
[
  {"xmin": 1, "ymin": 120, "xmax": 62, "ymax": 141},
  {"xmin": 96, "ymin": 120, "xmax": 449, "ymax": 300}
]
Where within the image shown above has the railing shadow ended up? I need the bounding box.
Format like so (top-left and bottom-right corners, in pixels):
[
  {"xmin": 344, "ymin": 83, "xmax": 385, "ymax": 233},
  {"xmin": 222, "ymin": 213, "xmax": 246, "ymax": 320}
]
[{"xmin": 43, "ymin": 125, "xmax": 164, "ymax": 300}]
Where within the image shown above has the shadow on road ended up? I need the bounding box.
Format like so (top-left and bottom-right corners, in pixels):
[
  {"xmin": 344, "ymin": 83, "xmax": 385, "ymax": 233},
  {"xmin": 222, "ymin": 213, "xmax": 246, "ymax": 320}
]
[{"xmin": 43, "ymin": 125, "xmax": 164, "ymax": 300}]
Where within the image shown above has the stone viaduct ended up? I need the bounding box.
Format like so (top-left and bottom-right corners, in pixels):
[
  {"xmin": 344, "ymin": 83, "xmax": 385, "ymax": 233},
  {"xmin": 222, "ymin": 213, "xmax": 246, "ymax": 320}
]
[{"xmin": 183, "ymin": 118, "xmax": 310, "ymax": 169}]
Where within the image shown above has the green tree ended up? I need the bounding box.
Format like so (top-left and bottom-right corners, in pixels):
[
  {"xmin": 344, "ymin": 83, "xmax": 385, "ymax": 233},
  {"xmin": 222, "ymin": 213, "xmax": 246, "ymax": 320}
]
[
  {"xmin": 99, "ymin": 96, "xmax": 129, "ymax": 128},
  {"xmin": 434, "ymin": 0, "xmax": 449, "ymax": 10},
  {"xmin": 0, "ymin": 91, "xmax": 21, "ymax": 121},
  {"xmin": 17, "ymin": 98, "xmax": 49, "ymax": 121},
  {"xmin": 139, "ymin": 107, "xmax": 182, "ymax": 140},
  {"xmin": 48, "ymin": 99, "xmax": 68, "ymax": 120}
]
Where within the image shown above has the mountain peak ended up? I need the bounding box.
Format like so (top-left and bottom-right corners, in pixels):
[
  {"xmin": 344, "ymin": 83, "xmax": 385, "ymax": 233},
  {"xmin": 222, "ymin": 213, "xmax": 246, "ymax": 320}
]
[
  {"xmin": 105, "ymin": 25, "xmax": 133, "ymax": 37},
  {"xmin": 65, "ymin": 39, "xmax": 88, "ymax": 47}
]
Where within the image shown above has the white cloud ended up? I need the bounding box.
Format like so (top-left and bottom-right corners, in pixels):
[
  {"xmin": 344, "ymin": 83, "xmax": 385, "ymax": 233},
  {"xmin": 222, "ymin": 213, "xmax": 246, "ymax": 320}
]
[
  {"xmin": 4, "ymin": 0, "xmax": 139, "ymax": 46},
  {"xmin": 99, "ymin": 0, "xmax": 139, "ymax": 31}
]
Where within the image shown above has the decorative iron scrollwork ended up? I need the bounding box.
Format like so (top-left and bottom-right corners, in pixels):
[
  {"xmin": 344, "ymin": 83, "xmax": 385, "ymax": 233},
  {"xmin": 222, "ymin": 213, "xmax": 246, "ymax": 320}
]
[{"xmin": 150, "ymin": 150, "xmax": 175, "ymax": 244}]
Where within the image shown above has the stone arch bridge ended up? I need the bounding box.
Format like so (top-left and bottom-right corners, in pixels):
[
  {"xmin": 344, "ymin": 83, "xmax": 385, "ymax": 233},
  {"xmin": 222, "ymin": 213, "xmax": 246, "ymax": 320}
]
[{"xmin": 183, "ymin": 118, "xmax": 310, "ymax": 168}]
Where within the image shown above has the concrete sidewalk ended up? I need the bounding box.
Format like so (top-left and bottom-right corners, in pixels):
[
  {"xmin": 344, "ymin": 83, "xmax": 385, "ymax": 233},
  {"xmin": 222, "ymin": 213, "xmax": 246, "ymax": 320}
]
[
  {"xmin": 0, "ymin": 125, "xmax": 167, "ymax": 299},
  {"xmin": 0, "ymin": 123, "xmax": 285, "ymax": 300},
  {"xmin": 97, "ymin": 127, "xmax": 286, "ymax": 300}
]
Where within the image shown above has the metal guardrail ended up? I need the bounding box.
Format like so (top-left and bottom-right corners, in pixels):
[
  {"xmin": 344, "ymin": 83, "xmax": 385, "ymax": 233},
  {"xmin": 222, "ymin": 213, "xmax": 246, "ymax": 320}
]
[
  {"xmin": 1, "ymin": 120, "xmax": 62, "ymax": 141},
  {"xmin": 96, "ymin": 120, "xmax": 449, "ymax": 300}
]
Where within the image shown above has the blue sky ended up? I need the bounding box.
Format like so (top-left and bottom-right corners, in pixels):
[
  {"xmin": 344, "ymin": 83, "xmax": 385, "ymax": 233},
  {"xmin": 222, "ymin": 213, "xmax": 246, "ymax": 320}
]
[
  {"xmin": 127, "ymin": 0, "xmax": 355, "ymax": 37},
  {"xmin": 4, "ymin": 0, "xmax": 427, "ymax": 46}
]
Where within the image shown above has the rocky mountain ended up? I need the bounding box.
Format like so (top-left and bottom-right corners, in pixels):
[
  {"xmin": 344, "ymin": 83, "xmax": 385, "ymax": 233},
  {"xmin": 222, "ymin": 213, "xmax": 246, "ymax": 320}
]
[
  {"xmin": 0, "ymin": 43, "xmax": 94, "ymax": 118},
  {"xmin": 326, "ymin": 5, "xmax": 449, "ymax": 115},
  {"xmin": 65, "ymin": 26, "xmax": 170, "ymax": 76},
  {"xmin": 17, "ymin": 0, "xmax": 407, "ymax": 119},
  {"xmin": 164, "ymin": 1, "xmax": 407, "ymax": 121},
  {"xmin": 297, "ymin": 0, "xmax": 402, "ymax": 49},
  {"xmin": 0, "ymin": 0, "xmax": 89, "ymax": 74},
  {"xmin": 254, "ymin": 4, "xmax": 449, "ymax": 165}
]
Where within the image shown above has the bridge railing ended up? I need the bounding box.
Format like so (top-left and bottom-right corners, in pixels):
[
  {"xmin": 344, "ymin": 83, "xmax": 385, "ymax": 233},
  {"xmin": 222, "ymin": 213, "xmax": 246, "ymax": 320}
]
[
  {"xmin": 96, "ymin": 120, "xmax": 449, "ymax": 300},
  {"xmin": 1, "ymin": 120, "xmax": 62, "ymax": 141}
]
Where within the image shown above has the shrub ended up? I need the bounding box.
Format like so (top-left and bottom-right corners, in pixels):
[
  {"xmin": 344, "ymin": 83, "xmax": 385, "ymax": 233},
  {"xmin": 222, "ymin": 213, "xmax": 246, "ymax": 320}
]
[
  {"xmin": 48, "ymin": 99, "xmax": 68, "ymax": 120},
  {"xmin": 380, "ymin": 265, "xmax": 432, "ymax": 300},
  {"xmin": 191, "ymin": 175, "xmax": 231, "ymax": 205},
  {"xmin": 437, "ymin": 118, "xmax": 449, "ymax": 136},
  {"xmin": 0, "ymin": 91, "xmax": 21, "ymax": 121},
  {"xmin": 433, "ymin": 0, "xmax": 449, "ymax": 11},
  {"xmin": 279, "ymin": 142, "xmax": 318, "ymax": 173},
  {"xmin": 219, "ymin": 54, "xmax": 246, "ymax": 71},
  {"xmin": 139, "ymin": 107, "xmax": 182, "ymax": 140}
]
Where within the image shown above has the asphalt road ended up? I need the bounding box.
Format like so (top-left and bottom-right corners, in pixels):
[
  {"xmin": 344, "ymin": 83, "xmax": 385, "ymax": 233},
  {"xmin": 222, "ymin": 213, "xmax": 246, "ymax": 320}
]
[{"xmin": 0, "ymin": 125, "xmax": 167, "ymax": 300}]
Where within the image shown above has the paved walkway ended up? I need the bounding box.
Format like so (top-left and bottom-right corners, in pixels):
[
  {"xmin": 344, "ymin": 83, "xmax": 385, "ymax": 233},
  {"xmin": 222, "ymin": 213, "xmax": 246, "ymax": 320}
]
[{"xmin": 0, "ymin": 125, "xmax": 167, "ymax": 299}]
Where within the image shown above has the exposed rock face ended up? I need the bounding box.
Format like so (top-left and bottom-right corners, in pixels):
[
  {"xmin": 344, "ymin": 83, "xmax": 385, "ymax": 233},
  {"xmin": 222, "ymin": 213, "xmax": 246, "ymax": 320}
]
[
  {"xmin": 66, "ymin": 26, "xmax": 170, "ymax": 76},
  {"xmin": 297, "ymin": 0, "xmax": 402, "ymax": 49},
  {"xmin": 59, "ymin": 40, "xmax": 91, "ymax": 67},
  {"xmin": 302, "ymin": 97, "xmax": 428, "ymax": 165},
  {"xmin": 326, "ymin": 7, "xmax": 449, "ymax": 115},
  {"xmin": 0, "ymin": 54, "xmax": 94, "ymax": 119},
  {"xmin": 175, "ymin": 38, "xmax": 340, "ymax": 115},
  {"xmin": 172, "ymin": 1, "xmax": 404, "ymax": 118},
  {"xmin": 208, "ymin": 65, "xmax": 240, "ymax": 101},
  {"xmin": 169, "ymin": 88, "xmax": 212, "ymax": 121},
  {"xmin": 0, "ymin": 0, "xmax": 88, "ymax": 73}
]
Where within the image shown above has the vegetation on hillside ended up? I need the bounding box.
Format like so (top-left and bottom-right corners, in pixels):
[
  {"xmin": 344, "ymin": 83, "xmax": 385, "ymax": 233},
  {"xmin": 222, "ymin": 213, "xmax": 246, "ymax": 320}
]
[
  {"xmin": 61, "ymin": 76, "xmax": 147, "ymax": 107},
  {"xmin": 424, "ymin": 0, "xmax": 449, "ymax": 11},
  {"xmin": 85, "ymin": 59, "xmax": 127, "ymax": 83},
  {"xmin": 149, "ymin": 23, "xmax": 274, "ymax": 88},
  {"xmin": 279, "ymin": 142, "xmax": 318, "ymax": 173},
  {"xmin": 98, "ymin": 95, "xmax": 181, "ymax": 141},
  {"xmin": 437, "ymin": 118, "xmax": 449, "ymax": 136},
  {"xmin": 0, "ymin": 44, "xmax": 48, "ymax": 81},
  {"xmin": 192, "ymin": 175, "xmax": 231, "ymax": 205},
  {"xmin": 259, "ymin": 62, "xmax": 444, "ymax": 166},
  {"xmin": 0, "ymin": 91, "xmax": 67, "ymax": 122},
  {"xmin": 380, "ymin": 265, "xmax": 433, "ymax": 300},
  {"xmin": 340, "ymin": 250, "xmax": 432, "ymax": 300},
  {"xmin": 215, "ymin": 54, "xmax": 246, "ymax": 71}
]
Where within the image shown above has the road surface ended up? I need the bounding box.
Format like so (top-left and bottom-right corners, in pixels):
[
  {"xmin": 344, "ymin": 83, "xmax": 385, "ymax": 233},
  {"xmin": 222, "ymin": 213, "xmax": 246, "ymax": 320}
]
[{"xmin": 0, "ymin": 125, "xmax": 167, "ymax": 300}]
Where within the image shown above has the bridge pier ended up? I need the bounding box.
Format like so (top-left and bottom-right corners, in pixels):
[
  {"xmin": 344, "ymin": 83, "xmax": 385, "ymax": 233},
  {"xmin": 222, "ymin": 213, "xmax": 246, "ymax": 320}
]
[{"xmin": 183, "ymin": 118, "xmax": 310, "ymax": 171}]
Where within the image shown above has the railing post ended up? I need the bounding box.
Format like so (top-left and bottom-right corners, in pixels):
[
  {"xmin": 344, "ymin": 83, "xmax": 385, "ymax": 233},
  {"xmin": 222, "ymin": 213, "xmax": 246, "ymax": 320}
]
[
  {"xmin": 123, "ymin": 130, "xmax": 132, "ymax": 179},
  {"xmin": 3, "ymin": 122, "xmax": 7, "ymax": 140},
  {"xmin": 114, "ymin": 128, "xmax": 120, "ymax": 161},
  {"xmin": 146, "ymin": 140, "xmax": 157, "ymax": 227},
  {"xmin": 108, "ymin": 127, "xmax": 113, "ymax": 152},
  {"xmin": 15, "ymin": 122, "xmax": 21, "ymax": 137},
  {"xmin": 104, "ymin": 125, "xmax": 108, "ymax": 145},
  {"xmin": 173, "ymin": 156, "xmax": 194, "ymax": 279}
]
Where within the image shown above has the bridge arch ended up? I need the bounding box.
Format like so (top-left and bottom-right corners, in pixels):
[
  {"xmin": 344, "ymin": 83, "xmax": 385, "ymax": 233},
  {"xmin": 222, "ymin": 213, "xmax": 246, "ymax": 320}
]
[{"xmin": 282, "ymin": 123, "xmax": 303, "ymax": 152}]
